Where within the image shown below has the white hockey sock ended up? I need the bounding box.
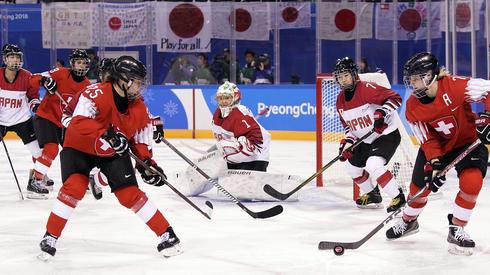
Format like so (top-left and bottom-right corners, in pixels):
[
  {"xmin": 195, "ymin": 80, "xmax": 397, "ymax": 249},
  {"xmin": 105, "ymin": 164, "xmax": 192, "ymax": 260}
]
[{"xmin": 25, "ymin": 140, "xmax": 42, "ymax": 159}]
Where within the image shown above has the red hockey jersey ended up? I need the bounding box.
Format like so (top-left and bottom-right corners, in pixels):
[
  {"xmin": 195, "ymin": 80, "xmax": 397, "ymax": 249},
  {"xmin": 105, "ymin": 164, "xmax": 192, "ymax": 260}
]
[
  {"xmin": 336, "ymin": 81, "xmax": 402, "ymax": 144},
  {"xmin": 0, "ymin": 68, "xmax": 39, "ymax": 126},
  {"xmin": 30, "ymin": 67, "xmax": 90, "ymax": 128},
  {"xmin": 406, "ymin": 75, "xmax": 478, "ymax": 160},
  {"xmin": 212, "ymin": 105, "xmax": 270, "ymax": 162},
  {"xmin": 64, "ymin": 82, "xmax": 152, "ymax": 159}
]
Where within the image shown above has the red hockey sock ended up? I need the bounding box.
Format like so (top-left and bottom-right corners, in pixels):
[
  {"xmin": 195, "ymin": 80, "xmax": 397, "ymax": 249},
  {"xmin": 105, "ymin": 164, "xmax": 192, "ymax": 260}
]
[
  {"xmin": 452, "ymin": 168, "xmax": 483, "ymax": 226},
  {"xmin": 46, "ymin": 174, "xmax": 88, "ymax": 237},
  {"xmin": 35, "ymin": 143, "xmax": 58, "ymax": 179},
  {"xmin": 115, "ymin": 186, "xmax": 169, "ymax": 236}
]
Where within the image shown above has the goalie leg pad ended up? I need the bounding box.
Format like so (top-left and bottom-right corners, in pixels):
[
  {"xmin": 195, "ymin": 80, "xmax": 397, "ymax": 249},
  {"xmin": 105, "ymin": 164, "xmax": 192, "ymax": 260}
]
[
  {"xmin": 218, "ymin": 170, "xmax": 303, "ymax": 201},
  {"xmin": 172, "ymin": 150, "xmax": 227, "ymax": 196}
]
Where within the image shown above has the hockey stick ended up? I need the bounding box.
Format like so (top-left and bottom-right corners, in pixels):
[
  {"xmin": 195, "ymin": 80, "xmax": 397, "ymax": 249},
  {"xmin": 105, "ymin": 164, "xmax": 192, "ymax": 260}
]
[
  {"xmin": 127, "ymin": 151, "xmax": 213, "ymax": 220},
  {"xmin": 264, "ymin": 129, "xmax": 376, "ymax": 200},
  {"xmin": 206, "ymin": 107, "xmax": 270, "ymax": 153},
  {"xmin": 318, "ymin": 138, "xmax": 482, "ymax": 251},
  {"xmin": 1, "ymin": 138, "xmax": 24, "ymax": 200},
  {"xmin": 161, "ymin": 137, "xmax": 283, "ymax": 219}
]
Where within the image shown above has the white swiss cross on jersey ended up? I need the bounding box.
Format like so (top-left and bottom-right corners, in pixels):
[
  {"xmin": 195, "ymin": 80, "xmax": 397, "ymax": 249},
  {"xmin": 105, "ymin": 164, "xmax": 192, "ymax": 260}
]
[{"xmin": 429, "ymin": 116, "xmax": 457, "ymax": 139}]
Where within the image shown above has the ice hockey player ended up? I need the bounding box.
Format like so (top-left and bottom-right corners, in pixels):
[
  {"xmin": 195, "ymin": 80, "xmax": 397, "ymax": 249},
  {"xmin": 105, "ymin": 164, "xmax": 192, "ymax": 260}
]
[
  {"xmin": 74, "ymin": 58, "xmax": 164, "ymax": 200},
  {"xmin": 29, "ymin": 49, "xmax": 91, "ymax": 195},
  {"xmin": 0, "ymin": 43, "xmax": 50, "ymax": 199},
  {"xmin": 174, "ymin": 82, "xmax": 302, "ymax": 201},
  {"xmin": 213, "ymin": 81, "xmax": 270, "ymax": 171},
  {"xmin": 334, "ymin": 57, "xmax": 406, "ymax": 212},
  {"xmin": 38, "ymin": 56, "xmax": 181, "ymax": 261},
  {"xmin": 386, "ymin": 52, "xmax": 488, "ymax": 256}
]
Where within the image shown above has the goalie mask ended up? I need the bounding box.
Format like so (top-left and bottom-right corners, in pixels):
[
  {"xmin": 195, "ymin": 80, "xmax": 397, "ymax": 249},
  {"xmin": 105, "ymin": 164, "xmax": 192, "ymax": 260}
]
[
  {"xmin": 216, "ymin": 81, "xmax": 241, "ymax": 118},
  {"xmin": 69, "ymin": 49, "xmax": 90, "ymax": 77},
  {"xmin": 403, "ymin": 52, "xmax": 439, "ymax": 99},
  {"xmin": 113, "ymin": 55, "xmax": 147, "ymax": 100},
  {"xmin": 2, "ymin": 44, "xmax": 23, "ymax": 71},
  {"xmin": 333, "ymin": 57, "xmax": 359, "ymax": 93}
]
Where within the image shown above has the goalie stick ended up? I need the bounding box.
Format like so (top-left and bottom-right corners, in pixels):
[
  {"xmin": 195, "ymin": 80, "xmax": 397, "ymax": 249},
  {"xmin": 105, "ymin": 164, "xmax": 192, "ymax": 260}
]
[
  {"xmin": 318, "ymin": 138, "xmax": 482, "ymax": 251},
  {"xmin": 127, "ymin": 151, "xmax": 213, "ymax": 220},
  {"xmin": 263, "ymin": 129, "xmax": 376, "ymax": 200},
  {"xmin": 161, "ymin": 137, "xmax": 283, "ymax": 219}
]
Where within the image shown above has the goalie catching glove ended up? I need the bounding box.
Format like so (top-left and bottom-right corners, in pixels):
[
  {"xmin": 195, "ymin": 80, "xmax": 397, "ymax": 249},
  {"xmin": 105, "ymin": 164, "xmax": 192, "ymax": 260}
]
[
  {"xmin": 217, "ymin": 136, "xmax": 257, "ymax": 163},
  {"xmin": 136, "ymin": 158, "xmax": 167, "ymax": 186}
]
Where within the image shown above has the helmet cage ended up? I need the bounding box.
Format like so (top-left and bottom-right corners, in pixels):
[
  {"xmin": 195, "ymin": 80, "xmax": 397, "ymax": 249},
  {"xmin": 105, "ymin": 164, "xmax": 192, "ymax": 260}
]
[
  {"xmin": 334, "ymin": 67, "xmax": 358, "ymax": 92},
  {"xmin": 403, "ymin": 70, "xmax": 436, "ymax": 98},
  {"xmin": 70, "ymin": 57, "xmax": 90, "ymax": 77},
  {"xmin": 3, "ymin": 52, "xmax": 23, "ymax": 71}
]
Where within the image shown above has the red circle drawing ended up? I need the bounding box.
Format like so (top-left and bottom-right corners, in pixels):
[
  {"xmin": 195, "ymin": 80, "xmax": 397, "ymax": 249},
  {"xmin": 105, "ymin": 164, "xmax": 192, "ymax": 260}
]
[
  {"xmin": 455, "ymin": 3, "xmax": 471, "ymax": 28},
  {"xmin": 399, "ymin": 9, "xmax": 421, "ymax": 32},
  {"xmin": 282, "ymin": 7, "xmax": 299, "ymax": 23},
  {"xmin": 169, "ymin": 3, "xmax": 204, "ymax": 38},
  {"xmin": 108, "ymin": 17, "xmax": 122, "ymax": 31},
  {"xmin": 231, "ymin": 8, "xmax": 252, "ymax": 32},
  {"xmin": 334, "ymin": 9, "xmax": 356, "ymax": 32}
]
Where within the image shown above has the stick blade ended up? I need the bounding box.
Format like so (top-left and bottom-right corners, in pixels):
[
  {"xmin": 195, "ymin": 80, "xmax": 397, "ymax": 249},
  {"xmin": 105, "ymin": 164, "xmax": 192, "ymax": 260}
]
[
  {"xmin": 318, "ymin": 241, "xmax": 356, "ymax": 250},
  {"xmin": 204, "ymin": 200, "xmax": 214, "ymax": 219},
  {"xmin": 251, "ymin": 205, "xmax": 284, "ymax": 219},
  {"xmin": 263, "ymin": 184, "xmax": 290, "ymax": 201}
]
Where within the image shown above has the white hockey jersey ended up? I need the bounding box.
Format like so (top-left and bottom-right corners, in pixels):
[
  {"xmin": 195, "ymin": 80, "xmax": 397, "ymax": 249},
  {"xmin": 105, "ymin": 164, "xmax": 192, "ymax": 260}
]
[
  {"xmin": 336, "ymin": 81, "xmax": 402, "ymax": 144},
  {"xmin": 0, "ymin": 68, "xmax": 39, "ymax": 126},
  {"xmin": 211, "ymin": 105, "xmax": 271, "ymax": 162}
]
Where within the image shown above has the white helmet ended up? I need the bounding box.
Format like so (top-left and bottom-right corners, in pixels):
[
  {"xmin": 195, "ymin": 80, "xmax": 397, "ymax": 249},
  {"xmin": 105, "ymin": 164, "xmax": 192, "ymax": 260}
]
[{"xmin": 216, "ymin": 81, "xmax": 241, "ymax": 117}]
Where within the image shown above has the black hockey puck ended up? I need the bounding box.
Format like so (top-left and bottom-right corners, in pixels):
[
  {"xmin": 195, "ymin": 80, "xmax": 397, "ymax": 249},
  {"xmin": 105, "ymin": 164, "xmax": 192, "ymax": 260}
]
[{"xmin": 333, "ymin": 245, "xmax": 345, "ymax": 256}]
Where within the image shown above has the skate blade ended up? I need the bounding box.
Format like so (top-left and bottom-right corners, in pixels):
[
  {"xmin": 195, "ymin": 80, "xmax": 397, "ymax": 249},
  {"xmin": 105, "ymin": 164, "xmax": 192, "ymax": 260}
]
[
  {"xmin": 160, "ymin": 244, "xmax": 183, "ymax": 258},
  {"xmin": 357, "ymin": 203, "xmax": 383, "ymax": 209},
  {"xmin": 37, "ymin": 252, "xmax": 54, "ymax": 261},
  {"xmin": 26, "ymin": 192, "xmax": 49, "ymax": 200},
  {"xmin": 386, "ymin": 228, "xmax": 420, "ymax": 241},
  {"xmin": 448, "ymin": 243, "xmax": 473, "ymax": 256},
  {"xmin": 45, "ymin": 186, "xmax": 54, "ymax": 192}
]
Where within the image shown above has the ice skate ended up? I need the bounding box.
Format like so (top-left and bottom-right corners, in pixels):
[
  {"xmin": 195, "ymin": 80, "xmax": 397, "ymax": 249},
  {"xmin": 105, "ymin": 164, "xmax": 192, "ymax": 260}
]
[
  {"xmin": 27, "ymin": 171, "xmax": 49, "ymax": 199},
  {"xmin": 157, "ymin": 226, "xmax": 182, "ymax": 258},
  {"xmin": 447, "ymin": 214, "xmax": 475, "ymax": 256},
  {"xmin": 43, "ymin": 174, "xmax": 54, "ymax": 191},
  {"xmin": 356, "ymin": 186, "xmax": 382, "ymax": 209},
  {"xmin": 386, "ymin": 189, "xmax": 406, "ymax": 213},
  {"xmin": 386, "ymin": 218, "xmax": 419, "ymax": 240},
  {"xmin": 38, "ymin": 232, "xmax": 58, "ymax": 261}
]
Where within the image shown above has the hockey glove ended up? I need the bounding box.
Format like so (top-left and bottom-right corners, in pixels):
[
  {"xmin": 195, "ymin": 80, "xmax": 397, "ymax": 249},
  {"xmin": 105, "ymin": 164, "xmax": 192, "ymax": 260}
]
[
  {"xmin": 338, "ymin": 137, "xmax": 354, "ymax": 162},
  {"xmin": 40, "ymin": 76, "xmax": 58, "ymax": 95},
  {"xmin": 102, "ymin": 125, "xmax": 128, "ymax": 156},
  {"xmin": 28, "ymin": 98, "xmax": 41, "ymax": 113},
  {"xmin": 476, "ymin": 112, "xmax": 490, "ymax": 144},
  {"xmin": 217, "ymin": 136, "xmax": 257, "ymax": 163},
  {"xmin": 373, "ymin": 109, "xmax": 388, "ymax": 134},
  {"xmin": 151, "ymin": 116, "xmax": 164, "ymax": 143},
  {"xmin": 136, "ymin": 158, "xmax": 166, "ymax": 187},
  {"xmin": 424, "ymin": 158, "xmax": 446, "ymax": 192}
]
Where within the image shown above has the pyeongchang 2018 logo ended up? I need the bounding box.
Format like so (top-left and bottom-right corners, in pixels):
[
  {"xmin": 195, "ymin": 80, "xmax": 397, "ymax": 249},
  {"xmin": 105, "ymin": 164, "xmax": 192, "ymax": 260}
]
[{"xmin": 257, "ymin": 102, "xmax": 316, "ymax": 118}]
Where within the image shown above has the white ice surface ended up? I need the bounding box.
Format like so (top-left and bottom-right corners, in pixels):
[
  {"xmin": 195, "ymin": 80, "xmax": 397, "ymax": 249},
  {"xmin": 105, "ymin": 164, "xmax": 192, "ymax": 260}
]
[{"xmin": 0, "ymin": 139, "xmax": 489, "ymax": 275}]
